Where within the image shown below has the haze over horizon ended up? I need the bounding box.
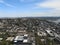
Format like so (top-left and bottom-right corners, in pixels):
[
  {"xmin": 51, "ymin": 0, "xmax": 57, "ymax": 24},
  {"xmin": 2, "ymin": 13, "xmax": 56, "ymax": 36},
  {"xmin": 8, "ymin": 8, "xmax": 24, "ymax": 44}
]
[{"xmin": 0, "ymin": 0, "xmax": 60, "ymax": 17}]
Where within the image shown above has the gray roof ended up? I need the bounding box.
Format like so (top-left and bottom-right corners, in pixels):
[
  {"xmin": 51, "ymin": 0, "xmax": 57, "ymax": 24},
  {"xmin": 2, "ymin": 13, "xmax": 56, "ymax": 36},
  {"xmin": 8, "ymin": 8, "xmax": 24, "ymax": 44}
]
[{"xmin": 14, "ymin": 36, "xmax": 24, "ymax": 41}]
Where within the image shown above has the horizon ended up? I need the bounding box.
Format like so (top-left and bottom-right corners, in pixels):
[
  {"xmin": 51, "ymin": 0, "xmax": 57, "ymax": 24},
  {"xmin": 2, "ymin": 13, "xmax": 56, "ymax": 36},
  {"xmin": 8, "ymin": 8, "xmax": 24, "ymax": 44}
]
[{"xmin": 0, "ymin": 16, "xmax": 60, "ymax": 18}]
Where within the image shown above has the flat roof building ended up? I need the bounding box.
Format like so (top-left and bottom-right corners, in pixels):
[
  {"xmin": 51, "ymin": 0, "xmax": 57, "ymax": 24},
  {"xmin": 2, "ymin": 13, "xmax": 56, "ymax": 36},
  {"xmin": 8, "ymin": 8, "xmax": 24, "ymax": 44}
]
[
  {"xmin": 13, "ymin": 34, "xmax": 32, "ymax": 45},
  {"xmin": 14, "ymin": 36, "xmax": 24, "ymax": 41},
  {"xmin": 6, "ymin": 37, "xmax": 14, "ymax": 41}
]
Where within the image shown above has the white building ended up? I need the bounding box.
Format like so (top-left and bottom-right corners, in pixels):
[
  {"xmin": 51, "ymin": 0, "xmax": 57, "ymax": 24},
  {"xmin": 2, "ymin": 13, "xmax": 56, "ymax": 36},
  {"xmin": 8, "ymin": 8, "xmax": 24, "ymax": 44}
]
[
  {"xmin": 46, "ymin": 30, "xmax": 55, "ymax": 37},
  {"xmin": 37, "ymin": 31, "xmax": 47, "ymax": 36}
]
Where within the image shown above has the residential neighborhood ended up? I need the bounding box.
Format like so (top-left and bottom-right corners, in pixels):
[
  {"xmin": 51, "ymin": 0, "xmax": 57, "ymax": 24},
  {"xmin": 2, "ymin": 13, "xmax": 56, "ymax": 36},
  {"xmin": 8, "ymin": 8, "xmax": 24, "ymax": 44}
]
[{"xmin": 0, "ymin": 17, "xmax": 60, "ymax": 45}]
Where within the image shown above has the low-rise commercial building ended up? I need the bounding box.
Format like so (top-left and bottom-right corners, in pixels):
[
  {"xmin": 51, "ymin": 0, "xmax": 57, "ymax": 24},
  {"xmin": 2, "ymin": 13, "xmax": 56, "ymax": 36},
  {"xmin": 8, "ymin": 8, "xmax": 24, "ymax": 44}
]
[{"xmin": 14, "ymin": 34, "xmax": 32, "ymax": 45}]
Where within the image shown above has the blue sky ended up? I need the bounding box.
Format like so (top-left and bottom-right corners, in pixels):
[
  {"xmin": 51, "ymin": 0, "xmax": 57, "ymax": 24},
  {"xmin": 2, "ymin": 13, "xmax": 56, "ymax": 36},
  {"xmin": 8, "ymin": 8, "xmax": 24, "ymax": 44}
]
[{"xmin": 0, "ymin": 0, "xmax": 60, "ymax": 17}]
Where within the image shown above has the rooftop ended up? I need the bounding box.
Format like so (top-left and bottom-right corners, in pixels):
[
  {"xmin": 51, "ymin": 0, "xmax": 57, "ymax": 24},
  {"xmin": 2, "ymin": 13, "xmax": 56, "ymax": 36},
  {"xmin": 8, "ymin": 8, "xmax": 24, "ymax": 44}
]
[{"xmin": 14, "ymin": 36, "xmax": 24, "ymax": 41}]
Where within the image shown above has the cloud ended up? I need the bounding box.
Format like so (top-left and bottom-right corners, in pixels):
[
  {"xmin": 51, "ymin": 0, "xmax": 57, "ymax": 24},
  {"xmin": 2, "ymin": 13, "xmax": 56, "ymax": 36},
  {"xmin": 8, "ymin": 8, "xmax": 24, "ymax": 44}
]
[
  {"xmin": 4, "ymin": 3, "xmax": 15, "ymax": 7},
  {"xmin": 0, "ymin": 10, "xmax": 60, "ymax": 17},
  {"xmin": 32, "ymin": 11, "xmax": 60, "ymax": 17},
  {"xmin": 33, "ymin": 0, "xmax": 60, "ymax": 17},
  {"xmin": 36, "ymin": 0, "xmax": 60, "ymax": 10},
  {"xmin": 20, "ymin": 0, "xmax": 34, "ymax": 2},
  {"xmin": 0, "ymin": 0, "xmax": 15, "ymax": 7},
  {"xmin": 0, "ymin": 0, "xmax": 4, "ymax": 3}
]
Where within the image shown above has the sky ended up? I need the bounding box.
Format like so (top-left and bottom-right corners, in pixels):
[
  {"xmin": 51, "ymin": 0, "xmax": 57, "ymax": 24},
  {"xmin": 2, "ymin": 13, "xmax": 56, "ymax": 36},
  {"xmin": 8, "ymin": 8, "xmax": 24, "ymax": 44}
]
[{"xmin": 0, "ymin": 0, "xmax": 60, "ymax": 17}]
